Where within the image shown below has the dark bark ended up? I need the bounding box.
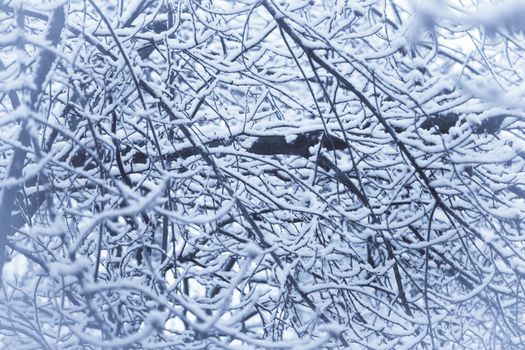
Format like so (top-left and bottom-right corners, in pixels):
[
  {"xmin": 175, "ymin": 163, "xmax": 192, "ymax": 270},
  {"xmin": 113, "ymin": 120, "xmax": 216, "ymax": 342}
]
[
  {"xmin": 0, "ymin": 6, "xmax": 65, "ymax": 275},
  {"xmin": 419, "ymin": 112, "xmax": 505, "ymax": 134}
]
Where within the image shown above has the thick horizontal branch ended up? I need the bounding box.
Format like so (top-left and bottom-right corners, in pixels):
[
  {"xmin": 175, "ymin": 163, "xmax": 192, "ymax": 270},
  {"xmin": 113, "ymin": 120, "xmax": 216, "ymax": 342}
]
[
  {"xmin": 419, "ymin": 113, "xmax": 505, "ymax": 134},
  {"xmin": 12, "ymin": 113, "xmax": 515, "ymax": 238}
]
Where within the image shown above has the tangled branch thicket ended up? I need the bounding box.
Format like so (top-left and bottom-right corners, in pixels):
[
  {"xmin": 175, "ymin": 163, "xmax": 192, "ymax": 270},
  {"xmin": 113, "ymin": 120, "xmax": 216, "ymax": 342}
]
[{"xmin": 1, "ymin": 0, "xmax": 525, "ymax": 349}]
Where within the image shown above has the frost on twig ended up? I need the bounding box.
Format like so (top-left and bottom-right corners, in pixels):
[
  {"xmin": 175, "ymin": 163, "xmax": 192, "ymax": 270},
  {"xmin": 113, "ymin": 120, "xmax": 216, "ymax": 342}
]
[{"xmin": 0, "ymin": 1, "xmax": 524, "ymax": 349}]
